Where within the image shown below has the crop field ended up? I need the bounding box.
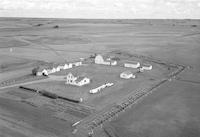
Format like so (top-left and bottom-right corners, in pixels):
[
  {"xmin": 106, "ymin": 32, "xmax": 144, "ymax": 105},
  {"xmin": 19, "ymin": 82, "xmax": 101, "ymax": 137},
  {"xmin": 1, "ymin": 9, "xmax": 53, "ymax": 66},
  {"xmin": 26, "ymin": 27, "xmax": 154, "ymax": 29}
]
[{"xmin": 0, "ymin": 18, "xmax": 200, "ymax": 137}]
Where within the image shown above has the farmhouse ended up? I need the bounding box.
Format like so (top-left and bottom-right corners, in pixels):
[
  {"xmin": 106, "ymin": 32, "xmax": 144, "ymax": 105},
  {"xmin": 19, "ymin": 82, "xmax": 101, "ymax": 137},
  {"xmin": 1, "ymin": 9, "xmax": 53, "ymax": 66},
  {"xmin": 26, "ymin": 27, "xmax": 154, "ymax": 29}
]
[
  {"xmin": 65, "ymin": 73, "xmax": 90, "ymax": 86},
  {"xmin": 75, "ymin": 77, "xmax": 90, "ymax": 86},
  {"xmin": 124, "ymin": 61, "xmax": 140, "ymax": 68},
  {"xmin": 120, "ymin": 71, "xmax": 136, "ymax": 79}
]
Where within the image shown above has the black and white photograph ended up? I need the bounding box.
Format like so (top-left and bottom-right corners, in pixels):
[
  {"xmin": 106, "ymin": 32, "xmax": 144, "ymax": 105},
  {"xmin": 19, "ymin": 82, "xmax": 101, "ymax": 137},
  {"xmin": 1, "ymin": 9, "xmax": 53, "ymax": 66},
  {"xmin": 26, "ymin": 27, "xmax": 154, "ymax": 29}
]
[{"xmin": 0, "ymin": 0, "xmax": 200, "ymax": 137}]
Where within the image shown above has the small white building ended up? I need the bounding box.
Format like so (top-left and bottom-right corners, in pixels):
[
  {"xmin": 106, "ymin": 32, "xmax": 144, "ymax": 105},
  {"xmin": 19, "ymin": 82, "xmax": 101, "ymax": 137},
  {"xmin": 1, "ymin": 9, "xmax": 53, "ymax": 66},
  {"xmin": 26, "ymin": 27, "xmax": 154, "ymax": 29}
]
[
  {"xmin": 65, "ymin": 73, "xmax": 90, "ymax": 86},
  {"xmin": 72, "ymin": 61, "xmax": 82, "ymax": 67},
  {"xmin": 63, "ymin": 63, "xmax": 72, "ymax": 69},
  {"xmin": 57, "ymin": 65, "xmax": 64, "ymax": 70},
  {"xmin": 42, "ymin": 69, "xmax": 49, "ymax": 76},
  {"xmin": 54, "ymin": 67, "xmax": 60, "ymax": 72},
  {"xmin": 124, "ymin": 61, "xmax": 140, "ymax": 69},
  {"xmin": 36, "ymin": 71, "xmax": 43, "ymax": 76},
  {"xmin": 90, "ymin": 88, "xmax": 100, "ymax": 94},
  {"xmin": 46, "ymin": 69, "xmax": 53, "ymax": 75},
  {"xmin": 120, "ymin": 71, "xmax": 136, "ymax": 79},
  {"xmin": 111, "ymin": 60, "xmax": 117, "ymax": 66},
  {"xmin": 141, "ymin": 64, "xmax": 152, "ymax": 71},
  {"xmin": 32, "ymin": 67, "xmax": 47, "ymax": 76}
]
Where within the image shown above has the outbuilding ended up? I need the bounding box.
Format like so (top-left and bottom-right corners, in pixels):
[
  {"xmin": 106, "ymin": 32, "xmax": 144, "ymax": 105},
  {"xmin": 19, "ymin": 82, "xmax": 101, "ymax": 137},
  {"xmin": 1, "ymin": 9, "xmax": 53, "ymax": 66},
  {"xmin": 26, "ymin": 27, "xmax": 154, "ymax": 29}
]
[
  {"xmin": 124, "ymin": 61, "xmax": 140, "ymax": 68},
  {"xmin": 32, "ymin": 66, "xmax": 49, "ymax": 76},
  {"xmin": 120, "ymin": 71, "xmax": 136, "ymax": 79},
  {"xmin": 72, "ymin": 61, "xmax": 82, "ymax": 67},
  {"xmin": 63, "ymin": 63, "xmax": 72, "ymax": 69},
  {"xmin": 141, "ymin": 64, "xmax": 152, "ymax": 71},
  {"xmin": 111, "ymin": 60, "xmax": 117, "ymax": 66},
  {"xmin": 57, "ymin": 65, "xmax": 64, "ymax": 70}
]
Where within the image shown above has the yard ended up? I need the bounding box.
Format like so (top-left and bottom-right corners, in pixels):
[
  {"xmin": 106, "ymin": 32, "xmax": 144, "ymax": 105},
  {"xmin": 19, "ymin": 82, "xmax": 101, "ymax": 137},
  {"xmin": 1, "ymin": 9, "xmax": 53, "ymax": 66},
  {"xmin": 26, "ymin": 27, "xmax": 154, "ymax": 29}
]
[{"xmin": 26, "ymin": 61, "xmax": 170, "ymax": 111}]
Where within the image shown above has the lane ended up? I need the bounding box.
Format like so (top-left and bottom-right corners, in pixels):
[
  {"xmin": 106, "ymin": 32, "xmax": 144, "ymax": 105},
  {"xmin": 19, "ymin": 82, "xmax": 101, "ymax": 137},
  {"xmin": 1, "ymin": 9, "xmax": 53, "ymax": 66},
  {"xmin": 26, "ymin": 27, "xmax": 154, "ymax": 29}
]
[{"xmin": 0, "ymin": 78, "xmax": 51, "ymax": 90}]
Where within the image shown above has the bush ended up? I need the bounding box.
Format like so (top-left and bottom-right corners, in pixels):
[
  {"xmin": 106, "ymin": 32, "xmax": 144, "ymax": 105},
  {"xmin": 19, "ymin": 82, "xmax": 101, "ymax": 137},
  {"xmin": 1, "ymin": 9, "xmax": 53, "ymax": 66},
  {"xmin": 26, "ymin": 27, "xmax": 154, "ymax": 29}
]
[
  {"xmin": 191, "ymin": 25, "xmax": 197, "ymax": 27},
  {"xmin": 53, "ymin": 25, "xmax": 59, "ymax": 28}
]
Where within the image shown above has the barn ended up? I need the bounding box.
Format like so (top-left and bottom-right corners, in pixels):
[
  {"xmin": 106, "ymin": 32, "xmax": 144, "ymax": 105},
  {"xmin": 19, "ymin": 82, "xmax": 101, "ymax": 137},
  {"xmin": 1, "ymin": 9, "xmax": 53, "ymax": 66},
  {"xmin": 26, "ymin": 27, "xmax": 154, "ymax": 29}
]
[{"xmin": 95, "ymin": 54, "xmax": 105, "ymax": 64}]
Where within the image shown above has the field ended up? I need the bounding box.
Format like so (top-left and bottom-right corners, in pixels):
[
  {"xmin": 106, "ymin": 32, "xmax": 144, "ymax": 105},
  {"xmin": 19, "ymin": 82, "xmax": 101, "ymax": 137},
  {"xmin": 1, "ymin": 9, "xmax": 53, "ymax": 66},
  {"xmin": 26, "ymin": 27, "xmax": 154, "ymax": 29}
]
[{"xmin": 0, "ymin": 18, "xmax": 200, "ymax": 137}]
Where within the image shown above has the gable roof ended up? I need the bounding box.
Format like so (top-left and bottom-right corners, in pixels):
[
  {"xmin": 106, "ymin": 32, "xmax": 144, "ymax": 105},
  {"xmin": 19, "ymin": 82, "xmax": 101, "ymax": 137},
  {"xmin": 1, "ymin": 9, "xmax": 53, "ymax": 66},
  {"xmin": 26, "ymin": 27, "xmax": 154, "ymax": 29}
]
[
  {"xmin": 76, "ymin": 76, "xmax": 87, "ymax": 82},
  {"xmin": 142, "ymin": 64, "xmax": 152, "ymax": 67}
]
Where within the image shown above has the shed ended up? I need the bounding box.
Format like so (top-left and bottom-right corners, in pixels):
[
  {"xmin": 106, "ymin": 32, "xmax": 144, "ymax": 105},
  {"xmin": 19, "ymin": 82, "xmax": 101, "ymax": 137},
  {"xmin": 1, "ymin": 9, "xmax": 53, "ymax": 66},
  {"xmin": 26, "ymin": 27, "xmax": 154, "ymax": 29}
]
[
  {"xmin": 124, "ymin": 61, "xmax": 140, "ymax": 68},
  {"xmin": 120, "ymin": 71, "xmax": 136, "ymax": 79},
  {"xmin": 141, "ymin": 64, "xmax": 152, "ymax": 70}
]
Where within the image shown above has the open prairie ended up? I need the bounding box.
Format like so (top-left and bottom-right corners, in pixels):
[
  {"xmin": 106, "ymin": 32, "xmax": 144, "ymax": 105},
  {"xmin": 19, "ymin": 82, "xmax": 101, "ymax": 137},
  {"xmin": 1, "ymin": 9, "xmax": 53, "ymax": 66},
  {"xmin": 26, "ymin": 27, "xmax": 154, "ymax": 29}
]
[{"xmin": 0, "ymin": 18, "xmax": 200, "ymax": 137}]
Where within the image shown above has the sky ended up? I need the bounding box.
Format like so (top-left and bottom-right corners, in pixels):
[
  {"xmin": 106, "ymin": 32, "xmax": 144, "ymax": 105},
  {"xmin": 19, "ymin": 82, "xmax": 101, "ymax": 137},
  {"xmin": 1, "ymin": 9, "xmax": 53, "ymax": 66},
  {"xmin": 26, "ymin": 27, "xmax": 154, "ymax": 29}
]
[{"xmin": 0, "ymin": 0, "xmax": 200, "ymax": 19}]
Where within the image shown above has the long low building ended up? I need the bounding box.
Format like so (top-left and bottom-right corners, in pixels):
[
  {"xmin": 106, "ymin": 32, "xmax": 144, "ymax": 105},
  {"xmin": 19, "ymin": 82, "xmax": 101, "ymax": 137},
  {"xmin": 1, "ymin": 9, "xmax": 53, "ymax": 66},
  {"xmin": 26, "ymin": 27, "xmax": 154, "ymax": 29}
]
[
  {"xmin": 32, "ymin": 62, "xmax": 76, "ymax": 76},
  {"xmin": 89, "ymin": 83, "xmax": 114, "ymax": 94},
  {"xmin": 140, "ymin": 64, "xmax": 153, "ymax": 71},
  {"xmin": 124, "ymin": 61, "xmax": 140, "ymax": 69}
]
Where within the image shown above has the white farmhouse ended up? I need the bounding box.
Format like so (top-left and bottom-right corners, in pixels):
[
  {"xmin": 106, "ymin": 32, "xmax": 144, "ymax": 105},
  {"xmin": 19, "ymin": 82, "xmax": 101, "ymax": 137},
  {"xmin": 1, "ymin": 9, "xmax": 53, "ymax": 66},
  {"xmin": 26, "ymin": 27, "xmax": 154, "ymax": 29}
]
[
  {"xmin": 65, "ymin": 73, "xmax": 90, "ymax": 86},
  {"xmin": 66, "ymin": 73, "xmax": 77, "ymax": 84},
  {"xmin": 124, "ymin": 61, "xmax": 140, "ymax": 69},
  {"xmin": 120, "ymin": 71, "xmax": 136, "ymax": 79}
]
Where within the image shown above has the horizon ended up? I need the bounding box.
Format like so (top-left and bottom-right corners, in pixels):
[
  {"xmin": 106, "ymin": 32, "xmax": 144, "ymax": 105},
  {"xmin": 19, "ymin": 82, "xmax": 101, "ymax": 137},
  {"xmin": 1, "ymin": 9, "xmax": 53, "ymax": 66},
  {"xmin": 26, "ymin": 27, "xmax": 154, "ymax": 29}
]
[{"xmin": 0, "ymin": 0, "xmax": 200, "ymax": 19}]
